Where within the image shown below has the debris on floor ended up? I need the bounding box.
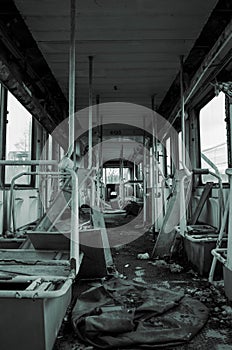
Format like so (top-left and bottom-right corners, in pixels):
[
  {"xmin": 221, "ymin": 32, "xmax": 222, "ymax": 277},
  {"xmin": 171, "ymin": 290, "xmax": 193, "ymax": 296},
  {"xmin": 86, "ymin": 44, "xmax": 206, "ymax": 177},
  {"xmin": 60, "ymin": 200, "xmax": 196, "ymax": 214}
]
[
  {"xmin": 54, "ymin": 230, "xmax": 232, "ymax": 350},
  {"xmin": 149, "ymin": 259, "xmax": 184, "ymax": 273},
  {"xmin": 169, "ymin": 263, "xmax": 184, "ymax": 273},
  {"xmin": 137, "ymin": 252, "xmax": 150, "ymax": 260},
  {"xmin": 133, "ymin": 267, "xmax": 146, "ymax": 283},
  {"xmin": 72, "ymin": 277, "xmax": 209, "ymax": 349}
]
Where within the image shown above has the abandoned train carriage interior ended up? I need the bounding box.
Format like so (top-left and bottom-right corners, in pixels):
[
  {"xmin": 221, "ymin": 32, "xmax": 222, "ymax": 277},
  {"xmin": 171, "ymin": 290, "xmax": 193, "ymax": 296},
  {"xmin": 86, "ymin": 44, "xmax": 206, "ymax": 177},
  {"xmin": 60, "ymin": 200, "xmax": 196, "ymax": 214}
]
[{"xmin": 0, "ymin": 0, "xmax": 232, "ymax": 349}]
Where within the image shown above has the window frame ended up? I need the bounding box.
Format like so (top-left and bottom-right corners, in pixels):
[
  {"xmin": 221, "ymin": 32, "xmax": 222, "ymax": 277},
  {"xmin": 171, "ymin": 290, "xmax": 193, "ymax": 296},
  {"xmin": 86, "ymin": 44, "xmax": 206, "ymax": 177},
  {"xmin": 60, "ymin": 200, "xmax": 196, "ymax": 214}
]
[
  {"xmin": 1, "ymin": 89, "xmax": 36, "ymax": 188},
  {"xmin": 165, "ymin": 136, "xmax": 172, "ymax": 177},
  {"xmin": 198, "ymin": 92, "xmax": 229, "ymax": 185}
]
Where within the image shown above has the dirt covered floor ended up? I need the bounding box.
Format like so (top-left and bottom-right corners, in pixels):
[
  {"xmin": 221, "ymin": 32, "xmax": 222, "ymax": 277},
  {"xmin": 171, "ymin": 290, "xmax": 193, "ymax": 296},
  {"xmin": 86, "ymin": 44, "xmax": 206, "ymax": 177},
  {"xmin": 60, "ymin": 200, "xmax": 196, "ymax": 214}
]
[{"xmin": 54, "ymin": 224, "xmax": 232, "ymax": 350}]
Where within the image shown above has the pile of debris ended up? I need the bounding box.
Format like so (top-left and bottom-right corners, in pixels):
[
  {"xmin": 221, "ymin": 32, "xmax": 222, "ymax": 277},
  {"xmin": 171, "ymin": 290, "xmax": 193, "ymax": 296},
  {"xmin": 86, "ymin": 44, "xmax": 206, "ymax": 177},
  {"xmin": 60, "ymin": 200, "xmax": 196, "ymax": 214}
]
[{"xmin": 72, "ymin": 277, "xmax": 208, "ymax": 349}]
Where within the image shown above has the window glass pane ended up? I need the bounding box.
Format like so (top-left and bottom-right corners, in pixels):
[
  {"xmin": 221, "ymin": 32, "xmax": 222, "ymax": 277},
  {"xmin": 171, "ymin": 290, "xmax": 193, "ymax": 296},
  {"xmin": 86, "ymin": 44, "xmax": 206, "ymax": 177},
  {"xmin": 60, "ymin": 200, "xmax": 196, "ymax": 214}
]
[
  {"xmin": 200, "ymin": 92, "xmax": 227, "ymax": 182},
  {"xmin": 59, "ymin": 146, "xmax": 65, "ymax": 160},
  {"xmin": 166, "ymin": 137, "xmax": 171, "ymax": 175},
  {"xmin": 178, "ymin": 131, "xmax": 183, "ymax": 169},
  {"xmin": 137, "ymin": 163, "xmax": 143, "ymax": 180},
  {"xmin": 122, "ymin": 168, "xmax": 130, "ymax": 181},
  {"xmin": 105, "ymin": 168, "xmax": 120, "ymax": 183},
  {"xmin": 48, "ymin": 134, "xmax": 53, "ymax": 160},
  {"xmin": 5, "ymin": 92, "xmax": 32, "ymax": 185}
]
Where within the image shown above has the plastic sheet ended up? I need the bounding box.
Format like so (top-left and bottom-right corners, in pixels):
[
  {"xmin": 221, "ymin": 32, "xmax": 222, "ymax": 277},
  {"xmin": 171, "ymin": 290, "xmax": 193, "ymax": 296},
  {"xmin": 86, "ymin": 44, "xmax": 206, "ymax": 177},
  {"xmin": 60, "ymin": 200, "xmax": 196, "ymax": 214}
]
[{"xmin": 72, "ymin": 278, "xmax": 209, "ymax": 348}]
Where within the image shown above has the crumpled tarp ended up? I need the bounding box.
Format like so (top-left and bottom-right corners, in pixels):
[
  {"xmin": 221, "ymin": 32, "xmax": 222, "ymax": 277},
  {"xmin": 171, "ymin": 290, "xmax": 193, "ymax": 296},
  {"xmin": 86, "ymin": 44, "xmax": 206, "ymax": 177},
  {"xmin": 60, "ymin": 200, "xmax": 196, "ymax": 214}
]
[{"xmin": 72, "ymin": 278, "xmax": 209, "ymax": 349}]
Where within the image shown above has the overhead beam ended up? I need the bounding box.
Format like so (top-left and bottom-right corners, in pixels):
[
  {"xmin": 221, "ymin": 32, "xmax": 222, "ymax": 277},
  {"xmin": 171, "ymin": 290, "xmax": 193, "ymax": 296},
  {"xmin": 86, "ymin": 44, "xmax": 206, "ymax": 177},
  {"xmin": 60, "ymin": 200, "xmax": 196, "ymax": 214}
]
[
  {"xmin": 158, "ymin": 0, "xmax": 232, "ymax": 121},
  {"xmin": 0, "ymin": 0, "xmax": 68, "ymax": 134},
  {"xmin": 159, "ymin": 17, "xmax": 232, "ymax": 137},
  {"xmin": 0, "ymin": 48, "xmax": 67, "ymax": 148}
]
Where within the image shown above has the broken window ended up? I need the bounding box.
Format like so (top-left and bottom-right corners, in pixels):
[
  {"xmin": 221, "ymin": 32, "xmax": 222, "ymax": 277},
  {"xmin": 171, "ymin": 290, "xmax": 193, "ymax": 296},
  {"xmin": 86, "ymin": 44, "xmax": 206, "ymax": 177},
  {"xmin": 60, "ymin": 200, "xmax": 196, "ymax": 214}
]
[
  {"xmin": 5, "ymin": 92, "xmax": 33, "ymax": 185},
  {"xmin": 200, "ymin": 92, "xmax": 228, "ymax": 183}
]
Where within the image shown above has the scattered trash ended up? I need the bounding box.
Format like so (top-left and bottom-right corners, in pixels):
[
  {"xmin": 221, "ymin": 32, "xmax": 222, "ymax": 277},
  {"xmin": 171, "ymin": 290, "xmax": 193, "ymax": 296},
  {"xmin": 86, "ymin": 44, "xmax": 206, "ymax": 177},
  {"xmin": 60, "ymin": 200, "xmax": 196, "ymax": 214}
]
[
  {"xmin": 137, "ymin": 253, "xmax": 150, "ymax": 260},
  {"xmin": 134, "ymin": 268, "xmax": 146, "ymax": 283},
  {"xmin": 221, "ymin": 305, "xmax": 232, "ymax": 316},
  {"xmin": 187, "ymin": 269, "xmax": 198, "ymax": 277},
  {"xmin": 150, "ymin": 260, "xmax": 183, "ymax": 273},
  {"xmin": 135, "ymin": 269, "xmax": 145, "ymax": 277},
  {"xmin": 150, "ymin": 260, "xmax": 168, "ymax": 267},
  {"xmin": 133, "ymin": 277, "xmax": 146, "ymax": 284},
  {"xmin": 169, "ymin": 263, "xmax": 184, "ymax": 273},
  {"xmin": 161, "ymin": 281, "xmax": 171, "ymax": 289},
  {"xmin": 114, "ymin": 271, "xmax": 126, "ymax": 279}
]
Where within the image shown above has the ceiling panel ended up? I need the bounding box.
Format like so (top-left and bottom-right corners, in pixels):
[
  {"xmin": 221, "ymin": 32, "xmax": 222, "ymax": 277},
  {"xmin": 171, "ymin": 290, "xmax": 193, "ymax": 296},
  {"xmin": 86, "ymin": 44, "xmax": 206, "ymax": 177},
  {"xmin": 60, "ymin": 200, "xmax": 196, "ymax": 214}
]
[{"xmin": 14, "ymin": 0, "xmax": 218, "ymax": 111}]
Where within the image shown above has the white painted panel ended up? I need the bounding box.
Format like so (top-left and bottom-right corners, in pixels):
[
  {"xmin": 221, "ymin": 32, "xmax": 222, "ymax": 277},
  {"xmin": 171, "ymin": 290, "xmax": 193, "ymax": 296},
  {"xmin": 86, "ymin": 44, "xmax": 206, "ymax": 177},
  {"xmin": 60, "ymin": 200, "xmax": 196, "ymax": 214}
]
[{"xmin": 12, "ymin": 189, "xmax": 39, "ymax": 230}]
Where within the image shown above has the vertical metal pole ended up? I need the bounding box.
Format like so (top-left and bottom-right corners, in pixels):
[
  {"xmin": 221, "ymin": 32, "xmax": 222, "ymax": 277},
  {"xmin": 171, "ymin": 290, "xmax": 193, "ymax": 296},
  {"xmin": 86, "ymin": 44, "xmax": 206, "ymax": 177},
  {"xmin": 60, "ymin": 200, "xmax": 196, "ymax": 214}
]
[
  {"xmin": 119, "ymin": 144, "xmax": 124, "ymax": 201},
  {"xmin": 68, "ymin": 0, "xmax": 76, "ymax": 158},
  {"xmin": 143, "ymin": 119, "xmax": 147, "ymax": 226},
  {"xmin": 133, "ymin": 162, "xmax": 136, "ymax": 197},
  {"xmin": 180, "ymin": 55, "xmax": 186, "ymax": 168},
  {"xmin": 67, "ymin": 168, "xmax": 79, "ymax": 274},
  {"xmin": 227, "ymin": 101, "xmax": 232, "ymax": 270},
  {"xmin": 151, "ymin": 95, "xmax": 157, "ymax": 227},
  {"xmin": 0, "ymin": 87, "xmax": 8, "ymax": 234},
  {"xmin": 179, "ymin": 55, "xmax": 187, "ymax": 236},
  {"xmin": 149, "ymin": 145, "xmax": 153, "ymax": 223},
  {"xmin": 88, "ymin": 56, "xmax": 93, "ymax": 169},
  {"xmin": 209, "ymin": 197, "xmax": 229, "ymax": 281},
  {"xmin": 68, "ymin": 0, "xmax": 79, "ymax": 274},
  {"xmin": 96, "ymin": 95, "xmax": 100, "ymax": 207},
  {"xmin": 91, "ymin": 177, "xmax": 95, "ymax": 207},
  {"xmin": 44, "ymin": 130, "xmax": 49, "ymax": 210},
  {"xmin": 227, "ymin": 171, "xmax": 232, "ymax": 270}
]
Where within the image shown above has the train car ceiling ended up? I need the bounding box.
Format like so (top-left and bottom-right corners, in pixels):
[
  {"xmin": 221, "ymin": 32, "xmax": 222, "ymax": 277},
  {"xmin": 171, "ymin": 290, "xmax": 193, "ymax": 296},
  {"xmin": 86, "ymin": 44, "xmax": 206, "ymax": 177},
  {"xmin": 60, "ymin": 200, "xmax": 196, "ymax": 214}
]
[{"xmin": 0, "ymin": 0, "xmax": 231, "ymax": 133}]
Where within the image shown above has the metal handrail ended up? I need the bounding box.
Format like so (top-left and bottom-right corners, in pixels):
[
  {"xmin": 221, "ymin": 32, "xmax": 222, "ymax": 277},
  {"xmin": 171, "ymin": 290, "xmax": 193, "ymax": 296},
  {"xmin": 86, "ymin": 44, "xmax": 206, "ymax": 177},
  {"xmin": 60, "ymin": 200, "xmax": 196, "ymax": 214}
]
[
  {"xmin": 66, "ymin": 167, "xmax": 79, "ymax": 273},
  {"xmin": 201, "ymin": 152, "xmax": 225, "ymax": 221},
  {"xmin": 208, "ymin": 168, "xmax": 232, "ymax": 282},
  {"xmin": 8, "ymin": 171, "xmax": 68, "ymax": 234},
  {"xmin": 0, "ymin": 160, "xmax": 58, "ymax": 166},
  {"xmin": 42, "ymin": 166, "xmax": 95, "ymax": 232},
  {"xmin": 8, "ymin": 168, "xmax": 80, "ymax": 275},
  {"xmin": 211, "ymin": 248, "xmax": 227, "ymax": 266},
  {"xmin": 0, "ymin": 274, "xmax": 73, "ymax": 299}
]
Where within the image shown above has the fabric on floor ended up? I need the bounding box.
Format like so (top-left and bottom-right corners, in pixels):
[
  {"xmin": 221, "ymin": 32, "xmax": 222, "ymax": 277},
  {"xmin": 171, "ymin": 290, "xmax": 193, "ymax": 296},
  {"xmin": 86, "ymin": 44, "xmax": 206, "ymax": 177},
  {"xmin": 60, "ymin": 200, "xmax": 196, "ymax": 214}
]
[{"xmin": 72, "ymin": 278, "xmax": 209, "ymax": 349}]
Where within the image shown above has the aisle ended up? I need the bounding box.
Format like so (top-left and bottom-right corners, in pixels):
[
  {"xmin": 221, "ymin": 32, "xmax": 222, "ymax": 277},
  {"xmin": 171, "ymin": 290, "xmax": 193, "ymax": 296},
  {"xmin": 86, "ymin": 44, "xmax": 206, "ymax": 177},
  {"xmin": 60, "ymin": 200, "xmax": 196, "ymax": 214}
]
[{"xmin": 54, "ymin": 229, "xmax": 232, "ymax": 350}]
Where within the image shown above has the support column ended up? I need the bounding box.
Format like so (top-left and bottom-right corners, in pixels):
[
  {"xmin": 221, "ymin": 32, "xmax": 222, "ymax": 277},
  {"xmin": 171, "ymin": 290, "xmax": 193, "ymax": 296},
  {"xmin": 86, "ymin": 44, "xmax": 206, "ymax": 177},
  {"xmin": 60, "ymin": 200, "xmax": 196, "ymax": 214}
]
[
  {"xmin": 227, "ymin": 99, "xmax": 232, "ymax": 270},
  {"xmin": 143, "ymin": 127, "xmax": 147, "ymax": 226},
  {"xmin": 151, "ymin": 95, "xmax": 158, "ymax": 230},
  {"xmin": 179, "ymin": 55, "xmax": 187, "ymax": 236},
  {"xmin": 96, "ymin": 95, "xmax": 101, "ymax": 207},
  {"xmin": 68, "ymin": 0, "xmax": 76, "ymax": 158},
  {"xmin": 88, "ymin": 56, "xmax": 93, "ymax": 169}
]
